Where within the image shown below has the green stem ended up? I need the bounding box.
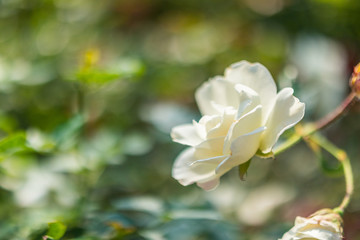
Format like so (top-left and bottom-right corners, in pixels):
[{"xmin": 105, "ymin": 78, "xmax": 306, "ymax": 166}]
[
  {"xmin": 273, "ymin": 124, "xmax": 316, "ymax": 155},
  {"xmin": 273, "ymin": 134, "xmax": 302, "ymax": 155},
  {"xmin": 305, "ymin": 133, "xmax": 354, "ymax": 213},
  {"xmin": 338, "ymin": 157, "xmax": 354, "ymax": 212}
]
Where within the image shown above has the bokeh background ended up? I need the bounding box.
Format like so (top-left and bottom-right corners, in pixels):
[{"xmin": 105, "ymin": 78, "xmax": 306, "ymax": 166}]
[{"xmin": 0, "ymin": 0, "xmax": 359, "ymax": 239}]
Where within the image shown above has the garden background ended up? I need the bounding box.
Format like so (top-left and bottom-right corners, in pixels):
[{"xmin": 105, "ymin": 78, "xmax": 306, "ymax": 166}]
[{"xmin": 0, "ymin": 0, "xmax": 359, "ymax": 239}]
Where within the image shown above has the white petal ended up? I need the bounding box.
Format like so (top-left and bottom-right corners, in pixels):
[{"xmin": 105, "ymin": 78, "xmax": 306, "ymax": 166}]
[
  {"xmin": 223, "ymin": 105, "xmax": 263, "ymax": 155},
  {"xmin": 190, "ymin": 156, "xmax": 229, "ymax": 166},
  {"xmin": 234, "ymin": 84, "xmax": 261, "ymax": 119},
  {"xmin": 260, "ymin": 88, "xmax": 305, "ymax": 153},
  {"xmin": 193, "ymin": 115, "xmax": 223, "ymax": 140},
  {"xmin": 230, "ymin": 126, "xmax": 266, "ymax": 157},
  {"xmin": 195, "ymin": 137, "xmax": 225, "ymax": 159},
  {"xmin": 294, "ymin": 216, "xmax": 308, "ymax": 225},
  {"xmin": 225, "ymin": 61, "xmax": 277, "ymax": 119},
  {"xmin": 172, "ymin": 147, "xmax": 227, "ymax": 186},
  {"xmin": 280, "ymin": 216, "xmax": 342, "ymax": 240},
  {"xmin": 193, "ymin": 120, "xmax": 207, "ymax": 140},
  {"xmin": 216, "ymin": 126, "xmax": 265, "ymax": 175},
  {"xmin": 195, "ymin": 76, "xmax": 239, "ymax": 115},
  {"xmin": 197, "ymin": 178, "xmax": 219, "ymax": 191},
  {"xmin": 319, "ymin": 221, "xmax": 342, "ymax": 233},
  {"xmin": 199, "ymin": 115, "xmax": 222, "ymax": 133},
  {"xmin": 207, "ymin": 107, "xmax": 236, "ymax": 139},
  {"xmin": 297, "ymin": 229, "xmax": 341, "ymax": 240},
  {"xmin": 171, "ymin": 124, "xmax": 203, "ymax": 146}
]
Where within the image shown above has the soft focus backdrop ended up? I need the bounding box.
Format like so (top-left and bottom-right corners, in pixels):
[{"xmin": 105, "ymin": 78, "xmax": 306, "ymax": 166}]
[{"xmin": 0, "ymin": 0, "xmax": 359, "ymax": 239}]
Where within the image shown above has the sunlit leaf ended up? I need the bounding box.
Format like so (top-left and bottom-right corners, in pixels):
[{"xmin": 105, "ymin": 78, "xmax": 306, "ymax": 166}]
[
  {"xmin": 45, "ymin": 221, "xmax": 67, "ymax": 240},
  {"xmin": 0, "ymin": 132, "xmax": 31, "ymax": 161},
  {"xmin": 76, "ymin": 69, "xmax": 120, "ymax": 85},
  {"xmin": 75, "ymin": 58, "xmax": 145, "ymax": 85}
]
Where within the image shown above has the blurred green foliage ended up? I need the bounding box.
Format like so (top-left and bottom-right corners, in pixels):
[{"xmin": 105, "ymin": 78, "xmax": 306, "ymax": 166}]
[
  {"xmin": 0, "ymin": 0, "xmax": 359, "ymax": 239},
  {"xmin": 46, "ymin": 222, "xmax": 67, "ymax": 240}
]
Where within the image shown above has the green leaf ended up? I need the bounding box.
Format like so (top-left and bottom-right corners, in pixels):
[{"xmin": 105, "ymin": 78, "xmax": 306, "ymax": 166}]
[
  {"xmin": 76, "ymin": 69, "xmax": 120, "ymax": 84},
  {"xmin": 238, "ymin": 159, "xmax": 252, "ymax": 181},
  {"xmin": 75, "ymin": 59, "xmax": 145, "ymax": 85},
  {"xmin": 52, "ymin": 114, "xmax": 85, "ymax": 147},
  {"xmin": 0, "ymin": 114, "xmax": 17, "ymax": 134},
  {"xmin": 45, "ymin": 221, "xmax": 67, "ymax": 240},
  {"xmin": 0, "ymin": 132, "xmax": 31, "ymax": 160}
]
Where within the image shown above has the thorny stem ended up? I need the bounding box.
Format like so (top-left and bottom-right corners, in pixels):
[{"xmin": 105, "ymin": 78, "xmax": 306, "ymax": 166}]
[{"xmin": 314, "ymin": 91, "xmax": 357, "ymax": 131}]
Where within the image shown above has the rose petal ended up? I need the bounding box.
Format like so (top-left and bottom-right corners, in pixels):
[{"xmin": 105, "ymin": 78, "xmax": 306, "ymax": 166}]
[
  {"xmin": 195, "ymin": 76, "xmax": 239, "ymax": 115},
  {"xmin": 192, "ymin": 115, "xmax": 223, "ymax": 140},
  {"xmin": 297, "ymin": 229, "xmax": 341, "ymax": 240},
  {"xmin": 223, "ymin": 105, "xmax": 263, "ymax": 155},
  {"xmin": 172, "ymin": 147, "xmax": 227, "ymax": 186},
  {"xmin": 279, "ymin": 215, "xmax": 342, "ymax": 240},
  {"xmin": 234, "ymin": 84, "xmax": 261, "ymax": 119},
  {"xmin": 171, "ymin": 124, "xmax": 203, "ymax": 146},
  {"xmin": 196, "ymin": 178, "xmax": 219, "ymax": 191},
  {"xmin": 260, "ymin": 88, "xmax": 305, "ymax": 153},
  {"xmin": 225, "ymin": 61, "xmax": 277, "ymax": 120},
  {"xmin": 216, "ymin": 126, "xmax": 265, "ymax": 175},
  {"xmin": 206, "ymin": 107, "xmax": 237, "ymax": 139},
  {"xmin": 195, "ymin": 136, "xmax": 225, "ymax": 159},
  {"xmin": 199, "ymin": 115, "xmax": 222, "ymax": 133}
]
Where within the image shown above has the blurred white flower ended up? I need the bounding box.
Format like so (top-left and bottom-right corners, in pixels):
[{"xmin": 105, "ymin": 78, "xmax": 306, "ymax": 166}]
[
  {"xmin": 280, "ymin": 209, "xmax": 343, "ymax": 240},
  {"xmin": 171, "ymin": 61, "xmax": 305, "ymax": 190},
  {"xmin": 291, "ymin": 35, "xmax": 347, "ymax": 116},
  {"xmin": 26, "ymin": 128, "xmax": 55, "ymax": 152},
  {"xmin": 14, "ymin": 167, "xmax": 78, "ymax": 207}
]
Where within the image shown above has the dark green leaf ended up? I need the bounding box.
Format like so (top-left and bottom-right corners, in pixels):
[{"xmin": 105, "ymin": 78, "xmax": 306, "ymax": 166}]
[
  {"xmin": 52, "ymin": 114, "xmax": 85, "ymax": 147},
  {"xmin": 0, "ymin": 114, "xmax": 17, "ymax": 134},
  {"xmin": 238, "ymin": 159, "xmax": 252, "ymax": 181}
]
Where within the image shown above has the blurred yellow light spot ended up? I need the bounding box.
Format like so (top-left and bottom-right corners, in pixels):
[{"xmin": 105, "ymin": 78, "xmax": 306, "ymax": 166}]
[{"xmin": 83, "ymin": 48, "xmax": 100, "ymax": 68}]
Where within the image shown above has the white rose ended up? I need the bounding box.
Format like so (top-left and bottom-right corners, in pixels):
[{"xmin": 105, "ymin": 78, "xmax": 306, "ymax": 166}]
[
  {"xmin": 280, "ymin": 209, "xmax": 343, "ymax": 240},
  {"xmin": 171, "ymin": 61, "xmax": 305, "ymax": 190}
]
